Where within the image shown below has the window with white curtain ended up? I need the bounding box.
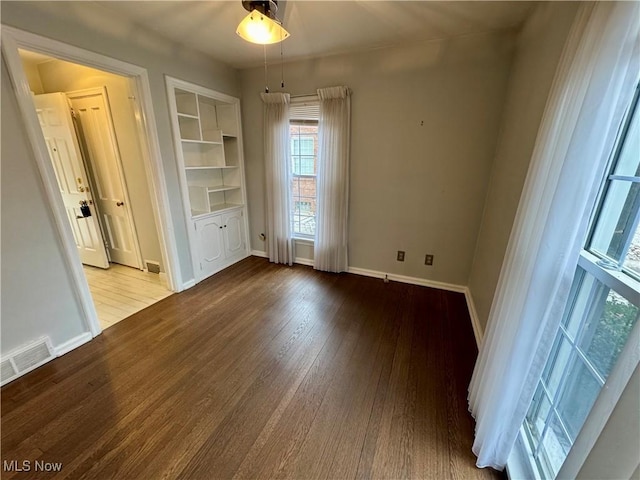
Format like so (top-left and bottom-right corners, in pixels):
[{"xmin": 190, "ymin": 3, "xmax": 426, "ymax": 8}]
[
  {"xmin": 290, "ymin": 100, "xmax": 319, "ymax": 238},
  {"xmin": 522, "ymin": 84, "xmax": 640, "ymax": 478}
]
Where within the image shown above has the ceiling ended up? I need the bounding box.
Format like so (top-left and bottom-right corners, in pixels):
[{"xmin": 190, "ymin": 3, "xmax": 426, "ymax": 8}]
[{"xmin": 97, "ymin": 1, "xmax": 535, "ymax": 69}]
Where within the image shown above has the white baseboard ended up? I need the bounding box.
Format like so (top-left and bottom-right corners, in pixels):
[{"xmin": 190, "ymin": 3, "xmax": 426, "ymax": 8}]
[
  {"xmin": 294, "ymin": 257, "xmax": 314, "ymax": 267},
  {"xmin": 463, "ymin": 288, "xmax": 484, "ymax": 348},
  {"xmin": 347, "ymin": 266, "xmax": 466, "ymax": 294},
  {"xmin": 54, "ymin": 331, "xmax": 93, "ymax": 356},
  {"xmin": 181, "ymin": 279, "xmax": 196, "ymax": 291},
  {"xmin": 251, "ymin": 250, "xmax": 268, "ymax": 258}
]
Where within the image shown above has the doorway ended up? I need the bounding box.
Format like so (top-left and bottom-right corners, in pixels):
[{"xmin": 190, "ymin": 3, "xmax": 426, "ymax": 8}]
[{"xmin": 15, "ymin": 47, "xmax": 173, "ymax": 330}]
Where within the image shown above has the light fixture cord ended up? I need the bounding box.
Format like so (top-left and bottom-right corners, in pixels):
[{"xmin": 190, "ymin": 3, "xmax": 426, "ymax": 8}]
[
  {"xmin": 280, "ymin": 27, "xmax": 285, "ymax": 88},
  {"xmin": 264, "ymin": 44, "xmax": 269, "ymax": 93}
]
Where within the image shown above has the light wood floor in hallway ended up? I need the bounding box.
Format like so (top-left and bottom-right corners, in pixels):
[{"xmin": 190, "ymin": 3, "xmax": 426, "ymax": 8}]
[
  {"xmin": 2, "ymin": 257, "xmax": 504, "ymax": 480},
  {"xmin": 83, "ymin": 263, "xmax": 172, "ymax": 329}
]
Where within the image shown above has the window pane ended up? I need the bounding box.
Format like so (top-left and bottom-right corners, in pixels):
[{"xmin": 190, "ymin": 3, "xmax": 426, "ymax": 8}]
[
  {"xmin": 556, "ymin": 358, "xmax": 601, "ymax": 441},
  {"xmin": 526, "ymin": 383, "xmax": 552, "ymax": 444},
  {"xmin": 589, "ymin": 179, "xmax": 640, "ymax": 262},
  {"xmin": 579, "ymin": 290, "xmax": 639, "ymax": 378},
  {"xmin": 622, "ymin": 222, "xmax": 640, "ymax": 277},
  {"xmin": 539, "ymin": 412, "xmax": 572, "ymax": 477},
  {"xmin": 541, "ymin": 335, "xmax": 572, "ymax": 399},
  {"xmin": 562, "ymin": 268, "xmax": 592, "ymax": 340},
  {"xmin": 290, "ymin": 122, "xmax": 318, "ymax": 236},
  {"xmin": 612, "ymin": 100, "xmax": 640, "ymax": 177}
]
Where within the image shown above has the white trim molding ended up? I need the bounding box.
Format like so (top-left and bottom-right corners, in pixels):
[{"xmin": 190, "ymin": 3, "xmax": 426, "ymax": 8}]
[
  {"xmin": 294, "ymin": 257, "xmax": 314, "ymax": 267},
  {"xmin": 347, "ymin": 266, "xmax": 466, "ymax": 293},
  {"xmin": 463, "ymin": 288, "xmax": 484, "ymax": 347},
  {"xmin": 54, "ymin": 332, "xmax": 93, "ymax": 357},
  {"xmin": 251, "ymin": 250, "xmax": 268, "ymax": 258}
]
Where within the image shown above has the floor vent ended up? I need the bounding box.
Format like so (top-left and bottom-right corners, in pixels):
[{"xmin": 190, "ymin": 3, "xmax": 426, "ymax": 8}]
[{"xmin": 1, "ymin": 337, "xmax": 55, "ymax": 386}]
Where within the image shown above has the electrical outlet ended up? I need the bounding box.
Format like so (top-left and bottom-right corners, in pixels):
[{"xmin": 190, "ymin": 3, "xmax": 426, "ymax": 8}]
[
  {"xmin": 397, "ymin": 250, "xmax": 405, "ymax": 262},
  {"xmin": 425, "ymin": 254, "xmax": 434, "ymax": 266}
]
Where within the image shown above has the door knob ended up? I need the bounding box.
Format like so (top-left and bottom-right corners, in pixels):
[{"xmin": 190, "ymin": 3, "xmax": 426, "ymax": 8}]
[{"xmin": 116, "ymin": 201, "xmax": 124, "ymax": 206}]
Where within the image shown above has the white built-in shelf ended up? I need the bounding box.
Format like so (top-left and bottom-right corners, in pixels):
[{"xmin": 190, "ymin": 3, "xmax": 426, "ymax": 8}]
[
  {"xmin": 207, "ymin": 185, "xmax": 240, "ymax": 193},
  {"xmin": 184, "ymin": 166, "xmax": 238, "ymax": 171},
  {"xmin": 168, "ymin": 77, "xmax": 248, "ymax": 280},
  {"xmin": 210, "ymin": 202, "xmax": 243, "ymax": 213},
  {"xmin": 181, "ymin": 139, "xmax": 223, "ymax": 145}
]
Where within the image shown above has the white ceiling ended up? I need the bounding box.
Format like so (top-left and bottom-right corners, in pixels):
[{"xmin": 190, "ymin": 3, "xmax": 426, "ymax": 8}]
[{"xmin": 97, "ymin": 1, "xmax": 535, "ymax": 69}]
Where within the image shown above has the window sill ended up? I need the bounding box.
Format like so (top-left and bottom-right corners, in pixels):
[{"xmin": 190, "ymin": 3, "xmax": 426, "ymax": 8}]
[
  {"xmin": 579, "ymin": 251, "xmax": 640, "ymax": 306},
  {"xmin": 507, "ymin": 429, "xmax": 540, "ymax": 480},
  {"xmin": 293, "ymin": 237, "xmax": 314, "ymax": 245}
]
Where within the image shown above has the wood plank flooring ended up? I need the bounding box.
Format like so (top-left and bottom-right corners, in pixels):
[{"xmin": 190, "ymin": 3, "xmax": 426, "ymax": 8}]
[
  {"xmin": 83, "ymin": 264, "xmax": 172, "ymax": 329},
  {"xmin": 1, "ymin": 256, "xmax": 504, "ymax": 480}
]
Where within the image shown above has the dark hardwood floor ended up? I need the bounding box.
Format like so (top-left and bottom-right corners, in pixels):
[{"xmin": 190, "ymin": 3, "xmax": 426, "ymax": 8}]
[{"xmin": 1, "ymin": 256, "xmax": 504, "ymax": 479}]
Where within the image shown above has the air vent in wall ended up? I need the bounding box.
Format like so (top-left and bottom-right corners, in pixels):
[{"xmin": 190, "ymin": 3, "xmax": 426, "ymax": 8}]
[
  {"xmin": 1, "ymin": 337, "xmax": 55, "ymax": 386},
  {"xmin": 146, "ymin": 260, "xmax": 160, "ymax": 274}
]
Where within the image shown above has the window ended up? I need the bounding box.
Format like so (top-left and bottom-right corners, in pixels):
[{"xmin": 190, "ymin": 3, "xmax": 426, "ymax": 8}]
[
  {"xmin": 290, "ymin": 121, "xmax": 318, "ymax": 237},
  {"xmin": 522, "ymin": 86, "xmax": 640, "ymax": 478}
]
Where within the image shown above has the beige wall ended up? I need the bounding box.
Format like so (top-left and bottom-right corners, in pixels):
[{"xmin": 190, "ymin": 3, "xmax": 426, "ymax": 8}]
[
  {"xmin": 34, "ymin": 58, "xmax": 165, "ymax": 272},
  {"xmin": 241, "ymin": 31, "xmax": 515, "ymax": 285},
  {"xmin": 467, "ymin": 2, "xmax": 580, "ymax": 332}
]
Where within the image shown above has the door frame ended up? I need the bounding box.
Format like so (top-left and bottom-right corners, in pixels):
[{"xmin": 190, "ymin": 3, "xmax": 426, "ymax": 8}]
[
  {"xmin": 67, "ymin": 86, "xmax": 145, "ymax": 271},
  {"xmin": 1, "ymin": 25, "xmax": 183, "ymax": 338}
]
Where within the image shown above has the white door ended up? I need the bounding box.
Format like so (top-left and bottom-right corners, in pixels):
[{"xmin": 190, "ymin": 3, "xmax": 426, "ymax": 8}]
[
  {"xmin": 68, "ymin": 89, "xmax": 140, "ymax": 268},
  {"xmin": 195, "ymin": 215, "xmax": 225, "ymax": 280},
  {"xmin": 33, "ymin": 93, "xmax": 109, "ymax": 269}
]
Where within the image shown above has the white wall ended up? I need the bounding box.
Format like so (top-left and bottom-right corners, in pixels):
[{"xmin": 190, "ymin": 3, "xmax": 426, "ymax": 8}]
[
  {"xmin": 1, "ymin": 1, "xmax": 239, "ymax": 356},
  {"xmin": 35, "ymin": 58, "xmax": 165, "ymax": 273},
  {"xmin": 1, "ymin": 58, "xmax": 87, "ymax": 354},
  {"xmin": 467, "ymin": 2, "xmax": 580, "ymax": 332},
  {"xmin": 241, "ymin": 31, "xmax": 515, "ymax": 285}
]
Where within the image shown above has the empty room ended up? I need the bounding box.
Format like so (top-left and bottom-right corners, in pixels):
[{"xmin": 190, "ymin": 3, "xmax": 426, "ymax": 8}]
[{"xmin": 1, "ymin": 2, "xmax": 638, "ymax": 479}]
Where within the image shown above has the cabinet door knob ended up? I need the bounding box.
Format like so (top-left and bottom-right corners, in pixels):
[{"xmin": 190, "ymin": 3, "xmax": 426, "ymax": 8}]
[
  {"xmin": 116, "ymin": 201, "xmax": 124, "ymax": 207},
  {"xmin": 219, "ymin": 226, "xmax": 223, "ymax": 229},
  {"xmin": 224, "ymin": 225, "xmax": 227, "ymax": 228}
]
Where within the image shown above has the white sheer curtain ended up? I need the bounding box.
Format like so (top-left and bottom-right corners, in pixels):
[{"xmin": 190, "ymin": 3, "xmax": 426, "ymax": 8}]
[
  {"xmin": 468, "ymin": 2, "xmax": 640, "ymax": 470},
  {"xmin": 315, "ymin": 86, "xmax": 351, "ymax": 273},
  {"xmin": 261, "ymin": 92, "xmax": 293, "ymax": 265}
]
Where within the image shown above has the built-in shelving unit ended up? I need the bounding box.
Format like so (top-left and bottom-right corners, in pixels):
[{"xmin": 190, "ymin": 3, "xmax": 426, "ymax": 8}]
[{"xmin": 166, "ymin": 77, "xmax": 249, "ymax": 283}]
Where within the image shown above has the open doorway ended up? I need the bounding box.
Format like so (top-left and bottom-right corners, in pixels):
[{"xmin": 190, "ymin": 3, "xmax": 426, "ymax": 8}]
[{"xmin": 17, "ymin": 49, "xmax": 172, "ymax": 330}]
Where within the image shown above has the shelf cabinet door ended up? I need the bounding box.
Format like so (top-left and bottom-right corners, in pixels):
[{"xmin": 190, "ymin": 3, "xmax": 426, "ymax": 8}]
[
  {"xmin": 222, "ymin": 210, "xmax": 245, "ymax": 260},
  {"xmin": 195, "ymin": 215, "xmax": 225, "ymax": 280}
]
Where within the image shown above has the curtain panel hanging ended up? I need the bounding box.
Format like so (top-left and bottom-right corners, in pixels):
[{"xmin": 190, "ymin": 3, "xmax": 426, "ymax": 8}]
[
  {"xmin": 314, "ymin": 86, "xmax": 351, "ymax": 273},
  {"xmin": 261, "ymin": 92, "xmax": 293, "ymax": 266},
  {"xmin": 468, "ymin": 2, "xmax": 640, "ymax": 470}
]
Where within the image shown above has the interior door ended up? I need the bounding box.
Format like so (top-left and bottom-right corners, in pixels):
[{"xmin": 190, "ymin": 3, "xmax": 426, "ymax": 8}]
[
  {"xmin": 68, "ymin": 89, "xmax": 140, "ymax": 268},
  {"xmin": 33, "ymin": 93, "xmax": 109, "ymax": 269}
]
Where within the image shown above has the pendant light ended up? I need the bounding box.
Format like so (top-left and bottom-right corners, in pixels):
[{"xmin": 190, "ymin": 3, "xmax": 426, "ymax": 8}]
[{"xmin": 236, "ymin": 0, "xmax": 290, "ymax": 45}]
